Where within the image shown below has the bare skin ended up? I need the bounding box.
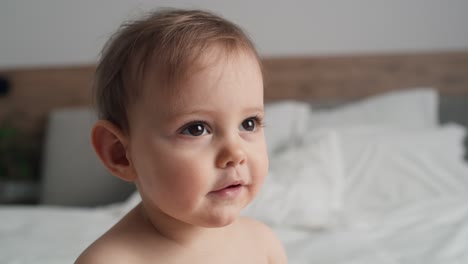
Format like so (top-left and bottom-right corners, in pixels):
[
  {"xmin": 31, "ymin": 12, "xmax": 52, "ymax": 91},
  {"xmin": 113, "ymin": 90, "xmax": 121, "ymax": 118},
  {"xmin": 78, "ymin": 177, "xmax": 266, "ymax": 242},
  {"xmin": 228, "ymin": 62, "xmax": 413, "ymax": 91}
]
[{"xmin": 76, "ymin": 203, "xmax": 286, "ymax": 264}]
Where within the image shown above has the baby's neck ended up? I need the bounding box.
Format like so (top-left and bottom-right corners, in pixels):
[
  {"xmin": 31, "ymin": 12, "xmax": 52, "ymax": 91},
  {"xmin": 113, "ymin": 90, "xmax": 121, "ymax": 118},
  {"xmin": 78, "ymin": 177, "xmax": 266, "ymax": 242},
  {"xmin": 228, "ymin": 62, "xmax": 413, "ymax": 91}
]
[{"xmin": 137, "ymin": 203, "xmax": 230, "ymax": 248}]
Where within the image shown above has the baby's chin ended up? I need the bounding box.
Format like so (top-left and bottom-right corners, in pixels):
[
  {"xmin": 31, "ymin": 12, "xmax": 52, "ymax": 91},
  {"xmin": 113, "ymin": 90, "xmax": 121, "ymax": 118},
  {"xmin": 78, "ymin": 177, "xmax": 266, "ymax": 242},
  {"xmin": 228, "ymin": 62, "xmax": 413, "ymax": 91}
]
[
  {"xmin": 195, "ymin": 207, "xmax": 244, "ymax": 228},
  {"xmin": 184, "ymin": 195, "xmax": 254, "ymax": 228}
]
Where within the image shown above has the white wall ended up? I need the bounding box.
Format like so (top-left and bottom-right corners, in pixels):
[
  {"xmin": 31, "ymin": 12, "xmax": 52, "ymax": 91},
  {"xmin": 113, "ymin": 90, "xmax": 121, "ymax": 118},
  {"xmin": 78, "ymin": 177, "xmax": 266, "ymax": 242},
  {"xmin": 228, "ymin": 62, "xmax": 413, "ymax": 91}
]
[{"xmin": 1, "ymin": 0, "xmax": 468, "ymax": 69}]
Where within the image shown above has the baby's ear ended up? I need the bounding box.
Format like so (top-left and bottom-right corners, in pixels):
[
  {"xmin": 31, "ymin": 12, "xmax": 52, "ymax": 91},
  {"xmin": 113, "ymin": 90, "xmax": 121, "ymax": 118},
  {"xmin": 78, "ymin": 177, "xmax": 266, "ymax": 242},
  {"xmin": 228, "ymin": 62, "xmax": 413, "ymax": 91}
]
[{"xmin": 91, "ymin": 120, "xmax": 136, "ymax": 182}]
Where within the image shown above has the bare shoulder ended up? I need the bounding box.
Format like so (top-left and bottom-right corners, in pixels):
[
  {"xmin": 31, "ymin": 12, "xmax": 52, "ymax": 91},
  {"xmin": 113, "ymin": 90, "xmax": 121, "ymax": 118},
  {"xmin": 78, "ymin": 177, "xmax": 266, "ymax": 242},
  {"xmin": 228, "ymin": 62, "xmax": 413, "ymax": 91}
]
[
  {"xmin": 75, "ymin": 235, "xmax": 141, "ymax": 264},
  {"xmin": 238, "ymin": 217, "xmax": 288, "ymax": 264},
  {"xmin": 75, "ymin": 207, "xmax": 156, "ymax": 264}
]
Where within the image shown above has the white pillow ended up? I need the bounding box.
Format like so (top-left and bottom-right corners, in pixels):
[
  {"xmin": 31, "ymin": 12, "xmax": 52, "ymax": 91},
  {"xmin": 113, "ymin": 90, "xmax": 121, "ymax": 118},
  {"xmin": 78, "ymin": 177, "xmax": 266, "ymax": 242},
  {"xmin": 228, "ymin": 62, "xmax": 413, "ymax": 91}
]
[
  {"xmin": 338, "ymin": 124, "xmax": 468, "ymax": 227},
  {"xmin": 264, "ymin": 101, "xmax": 310, "ymax": 155},
  {"xmin": 308, "ymin": 88, "xmax": 438, "ymax": 129},
  {"xmin": 242, "ymin": 130, "xmax": 344, "ymax": 229},
  {"xmin": 40, "ymin": 107, "xmax": 135, "ymax": 206}
]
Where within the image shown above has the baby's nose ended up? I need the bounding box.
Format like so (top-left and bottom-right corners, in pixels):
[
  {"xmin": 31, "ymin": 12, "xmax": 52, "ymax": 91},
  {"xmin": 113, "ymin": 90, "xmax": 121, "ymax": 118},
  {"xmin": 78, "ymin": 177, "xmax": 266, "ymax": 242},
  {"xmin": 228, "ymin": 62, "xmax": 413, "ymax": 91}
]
[{"xmin": 215, "ymin": 141, "xmax": 246, "ymax": 168}]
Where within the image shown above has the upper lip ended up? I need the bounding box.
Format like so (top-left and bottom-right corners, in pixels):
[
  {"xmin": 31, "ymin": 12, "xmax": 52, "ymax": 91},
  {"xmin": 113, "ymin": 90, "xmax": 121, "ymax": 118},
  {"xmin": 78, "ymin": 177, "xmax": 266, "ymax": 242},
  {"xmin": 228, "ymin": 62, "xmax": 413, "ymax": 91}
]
[{"xmin": 211, "ymin": 180, "xmax": 245, "ymax": 192}]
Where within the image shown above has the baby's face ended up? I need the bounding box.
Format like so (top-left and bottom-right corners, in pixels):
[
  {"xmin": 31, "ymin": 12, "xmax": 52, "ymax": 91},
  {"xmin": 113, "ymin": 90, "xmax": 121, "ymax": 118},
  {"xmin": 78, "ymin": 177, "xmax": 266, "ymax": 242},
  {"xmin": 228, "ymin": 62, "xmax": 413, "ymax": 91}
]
[{"xmin": 127, "ymin": 48, "xmax": 268, "ymax": 227}]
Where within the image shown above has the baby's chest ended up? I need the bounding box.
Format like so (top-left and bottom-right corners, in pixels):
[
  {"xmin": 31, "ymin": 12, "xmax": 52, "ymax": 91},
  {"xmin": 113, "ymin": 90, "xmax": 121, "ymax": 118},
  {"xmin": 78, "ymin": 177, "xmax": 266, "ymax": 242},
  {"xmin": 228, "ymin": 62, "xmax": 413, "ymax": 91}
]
[
  {"xmin": 208, "ymin": 234, "xmax": 268, "ymax": 264},
  {"xmin": 204, "ymin": 248, "xmax": 268, "ymax": 264},
  {"xmin": 159, "ymin": 242, "xmax": 268, "ymax": 264},
  {"xmin": 151, "ymin": 251, "xmax": 267, "ymax": 264}
]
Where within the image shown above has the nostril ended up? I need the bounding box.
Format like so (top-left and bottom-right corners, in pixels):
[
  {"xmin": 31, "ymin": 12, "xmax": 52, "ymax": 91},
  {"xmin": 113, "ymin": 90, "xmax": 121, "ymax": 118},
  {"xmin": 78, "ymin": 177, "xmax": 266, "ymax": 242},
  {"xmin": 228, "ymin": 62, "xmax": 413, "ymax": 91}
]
[{"xmin": 225, "ymin": 158, "xmax": 245, "ymax": 168}]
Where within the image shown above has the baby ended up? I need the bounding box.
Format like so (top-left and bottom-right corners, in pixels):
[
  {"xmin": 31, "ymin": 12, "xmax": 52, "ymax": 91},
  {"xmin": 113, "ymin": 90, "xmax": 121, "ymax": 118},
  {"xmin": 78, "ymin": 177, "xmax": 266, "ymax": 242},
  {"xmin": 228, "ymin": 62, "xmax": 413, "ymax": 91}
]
[{"xmin": 76, "ymin": 8, "xmax": 287, "ymax": 264}]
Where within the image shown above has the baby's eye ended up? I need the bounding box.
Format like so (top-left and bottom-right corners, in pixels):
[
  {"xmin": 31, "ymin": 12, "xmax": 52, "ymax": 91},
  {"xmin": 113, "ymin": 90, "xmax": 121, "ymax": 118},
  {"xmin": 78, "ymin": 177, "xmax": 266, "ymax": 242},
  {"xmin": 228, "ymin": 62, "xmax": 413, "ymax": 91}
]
[
  {"xmin": 240, "ymin": 117, "xmax": 259, "ymax": 132},
  {"xmin": 181, "ymin": 123, "xmax": 210, "ymax": 136}
]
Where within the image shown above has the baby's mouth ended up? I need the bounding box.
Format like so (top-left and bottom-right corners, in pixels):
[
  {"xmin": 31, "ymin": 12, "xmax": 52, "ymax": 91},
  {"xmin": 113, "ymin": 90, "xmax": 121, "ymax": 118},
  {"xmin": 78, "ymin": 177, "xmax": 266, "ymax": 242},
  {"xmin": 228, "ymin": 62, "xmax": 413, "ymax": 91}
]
[
  {"xmin": 224, "ymin": 184, "xmax": 242, "ymax": 189},
  {"xmin": 212, "ymin": 180, "xmax": 245, "ymax": 192},
  {"xmin": 209, "ymin": 180, "xmax": 245, "ymax": 198}
]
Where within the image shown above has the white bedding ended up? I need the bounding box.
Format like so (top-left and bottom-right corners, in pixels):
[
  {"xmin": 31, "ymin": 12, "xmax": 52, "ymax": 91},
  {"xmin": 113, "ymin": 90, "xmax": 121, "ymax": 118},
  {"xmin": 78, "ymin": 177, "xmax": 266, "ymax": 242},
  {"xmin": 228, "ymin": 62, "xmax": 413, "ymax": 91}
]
[
  {"xmin": 0, "ymin": 206, "xmax": 119, "ymax": 264},
  {"xmin": 2, "ymin": 89, "xmax": 467, "ymax": 263},
  {"xmin": 280, "ymin": 195, "xmax": 468, "ymax": 264},
  {"xmin": 1, "ymin": 195, "xmax": 467, "ymax": 264}
]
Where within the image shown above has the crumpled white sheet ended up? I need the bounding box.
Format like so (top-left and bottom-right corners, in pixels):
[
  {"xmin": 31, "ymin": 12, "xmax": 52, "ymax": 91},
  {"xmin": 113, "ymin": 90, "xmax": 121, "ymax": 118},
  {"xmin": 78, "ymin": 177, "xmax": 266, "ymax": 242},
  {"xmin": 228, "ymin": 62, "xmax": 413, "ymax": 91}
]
[
  {"xmin": 338, "ymin": 124, "xmax": 468, "ymax": 228},
  {"xmin": 279, "ymin": 195, "xmax": 468, "ymax": 264},
  {"xmin": 0, "ymin": 205, "xmax": 120, "ymax": 264}
]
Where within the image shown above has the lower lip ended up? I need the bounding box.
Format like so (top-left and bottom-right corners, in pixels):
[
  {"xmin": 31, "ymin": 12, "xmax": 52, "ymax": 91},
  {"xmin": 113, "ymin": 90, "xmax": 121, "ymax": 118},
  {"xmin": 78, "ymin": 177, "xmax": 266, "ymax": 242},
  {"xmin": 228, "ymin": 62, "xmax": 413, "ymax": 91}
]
[{"xmin": 210, "ymin": 185, "xmax": 243, "ymax": 199}]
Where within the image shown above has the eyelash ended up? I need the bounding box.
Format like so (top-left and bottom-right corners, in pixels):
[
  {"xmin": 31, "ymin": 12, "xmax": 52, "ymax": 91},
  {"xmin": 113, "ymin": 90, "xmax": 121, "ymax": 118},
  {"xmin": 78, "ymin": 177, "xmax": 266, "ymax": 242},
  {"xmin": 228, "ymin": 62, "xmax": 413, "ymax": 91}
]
[{"xmin": 179, "ymin": 115, "xmax": 264, "ymax": 137}]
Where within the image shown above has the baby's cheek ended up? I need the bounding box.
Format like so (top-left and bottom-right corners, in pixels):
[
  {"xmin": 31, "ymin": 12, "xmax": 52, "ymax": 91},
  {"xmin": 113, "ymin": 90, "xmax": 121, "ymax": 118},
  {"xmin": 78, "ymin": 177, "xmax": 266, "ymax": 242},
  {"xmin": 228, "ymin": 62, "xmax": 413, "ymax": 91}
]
[
  {"xmin": 257, "ymin": 142, "xmax": 269, "ymax": 175},
  {"xmin": 168, "ymin": 161, "xmax": 210, "ymax": 199},
  {"xmin": 251, "ymin": 153, "xmax": 269, "ymax": 190}
]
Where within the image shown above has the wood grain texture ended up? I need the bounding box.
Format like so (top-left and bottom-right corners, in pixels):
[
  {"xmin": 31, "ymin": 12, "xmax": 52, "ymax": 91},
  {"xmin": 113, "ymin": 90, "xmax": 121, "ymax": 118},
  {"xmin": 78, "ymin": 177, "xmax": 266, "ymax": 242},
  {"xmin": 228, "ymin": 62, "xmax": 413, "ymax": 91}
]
[{"xmin": 262, "ymin": 51, "xmax": 468, "ymax": 102}]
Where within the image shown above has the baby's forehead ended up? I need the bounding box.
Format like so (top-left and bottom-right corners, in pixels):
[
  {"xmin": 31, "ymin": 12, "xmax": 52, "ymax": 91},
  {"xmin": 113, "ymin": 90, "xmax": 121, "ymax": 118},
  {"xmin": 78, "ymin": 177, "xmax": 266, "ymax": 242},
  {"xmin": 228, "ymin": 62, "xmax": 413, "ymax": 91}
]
[
  {"xmin": 133, "ymin": 48, "xmax": 262, "ymax": 111},
  {"xmin": 138, "ymin": 45, "xmax": 259, "ymax": 94}
]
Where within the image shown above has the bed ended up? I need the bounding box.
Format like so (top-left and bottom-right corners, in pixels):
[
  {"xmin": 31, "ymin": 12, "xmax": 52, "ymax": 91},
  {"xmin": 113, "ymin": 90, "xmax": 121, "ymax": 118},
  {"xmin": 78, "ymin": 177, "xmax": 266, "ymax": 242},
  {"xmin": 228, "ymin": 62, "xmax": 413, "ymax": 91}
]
[{"xmin": 1, "ymin": 50, "xmax": 468, "ymax": 263}]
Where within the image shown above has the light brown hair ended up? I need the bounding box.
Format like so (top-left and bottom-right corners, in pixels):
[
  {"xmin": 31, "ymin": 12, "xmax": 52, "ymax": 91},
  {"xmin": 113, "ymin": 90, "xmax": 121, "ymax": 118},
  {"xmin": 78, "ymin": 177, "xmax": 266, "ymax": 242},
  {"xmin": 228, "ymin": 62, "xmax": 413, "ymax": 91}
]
[{"xmin": 94, "ymin": 8, "xmax": 261, "ymax": 134}]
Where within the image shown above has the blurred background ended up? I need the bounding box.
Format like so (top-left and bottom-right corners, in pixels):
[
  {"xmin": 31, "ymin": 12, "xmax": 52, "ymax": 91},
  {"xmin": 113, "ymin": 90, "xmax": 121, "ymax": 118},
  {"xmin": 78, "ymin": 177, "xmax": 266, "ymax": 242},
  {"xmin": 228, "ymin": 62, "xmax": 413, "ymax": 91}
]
[
  {"xmin": 2, "ymin": 2, "xmax": 468, "ymax": 263},
  {"xmin": 0, "ymin": 0, "xmax": 468, "ymax": 206}
]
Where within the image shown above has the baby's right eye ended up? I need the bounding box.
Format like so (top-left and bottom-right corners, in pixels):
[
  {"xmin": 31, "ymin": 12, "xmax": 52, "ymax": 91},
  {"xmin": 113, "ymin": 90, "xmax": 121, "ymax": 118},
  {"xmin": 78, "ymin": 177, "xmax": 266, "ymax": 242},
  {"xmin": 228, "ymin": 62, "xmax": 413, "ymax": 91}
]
[{"xmin": 180, "ymin": 122, "xmax": 210, "ymax": 136}]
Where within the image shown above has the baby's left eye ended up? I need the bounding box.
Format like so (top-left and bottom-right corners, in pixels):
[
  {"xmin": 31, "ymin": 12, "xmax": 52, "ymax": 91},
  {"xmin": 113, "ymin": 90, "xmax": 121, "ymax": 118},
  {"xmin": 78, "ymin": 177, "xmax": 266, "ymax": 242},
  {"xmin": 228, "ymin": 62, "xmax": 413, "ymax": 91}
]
[{"xmin": 240, "ymin": 118, "xmax": 257, "ymax": 131}]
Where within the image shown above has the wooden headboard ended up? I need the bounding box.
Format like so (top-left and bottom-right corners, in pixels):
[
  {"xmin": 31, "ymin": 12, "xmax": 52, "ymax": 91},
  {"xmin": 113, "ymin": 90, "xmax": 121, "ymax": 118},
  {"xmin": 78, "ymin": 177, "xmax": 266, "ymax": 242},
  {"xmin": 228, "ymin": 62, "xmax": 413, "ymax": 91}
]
[
  {"xmin": 1, "ymin": 50, "xmax": 468, "ymax": 144},
  {"xmin": 264, "ymin": 50, "xmax": 468, "ymax": 101}
]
